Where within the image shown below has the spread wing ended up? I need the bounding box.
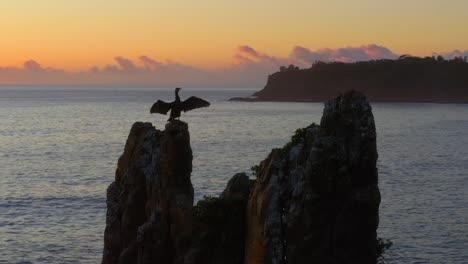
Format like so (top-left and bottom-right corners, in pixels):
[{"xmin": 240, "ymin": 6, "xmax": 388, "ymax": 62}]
[
  {"xmin": 150, "ymin": 100, "xmax": 173, "ymax": 115},
  {"xmin": 182, "ymin": 96, "xmax": 210, "ymax": 112}
]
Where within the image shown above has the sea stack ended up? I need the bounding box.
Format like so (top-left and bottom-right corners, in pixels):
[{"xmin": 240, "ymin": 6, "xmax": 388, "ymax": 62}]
[
  {"xmin": 102, "ymin": 90, "xmax": 381, "ymax": 264},
  {"xmin": 102, "ymin": 120, "xmax": 194, "ymax": 264},
  {"xmin": 245, "ymin": 90, "xmax": 380, "ymax": 264}
]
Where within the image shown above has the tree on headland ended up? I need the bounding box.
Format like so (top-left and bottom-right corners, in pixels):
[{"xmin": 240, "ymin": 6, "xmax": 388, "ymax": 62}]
[
  {"xmin": 399, "ymin": 54, "xmax": 413, "ymax": 60},
  {"xmin": 280, "ymin": 64, "xmax": 300, "ymax": 72}
]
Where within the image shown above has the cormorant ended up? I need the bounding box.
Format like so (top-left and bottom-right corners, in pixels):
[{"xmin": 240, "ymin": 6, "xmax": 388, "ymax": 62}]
[{"xmin": 150, "ymin": 88, "xmax": 210, "ymax": 121}]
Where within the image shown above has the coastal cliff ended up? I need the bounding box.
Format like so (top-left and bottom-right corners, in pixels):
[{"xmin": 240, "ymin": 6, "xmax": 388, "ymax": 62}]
[
  {"xmin": 230, "ymin": 56, "xmax": 468, "ymax": 103},
  {"xmin": 102, "ymin": 91, "xmax": 382, "ymax": 264}
]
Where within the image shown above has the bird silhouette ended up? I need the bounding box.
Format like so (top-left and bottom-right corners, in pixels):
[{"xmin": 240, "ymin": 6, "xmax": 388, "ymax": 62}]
[{"xmin": 150, "ymin": 88, "xmax": 210, "ymax": 121}]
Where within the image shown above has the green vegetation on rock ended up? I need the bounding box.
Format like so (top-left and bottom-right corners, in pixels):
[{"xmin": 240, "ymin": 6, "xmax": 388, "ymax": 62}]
[{"xmin": 281, "ymin": 123, "xmax": 317, "ymax": 154}]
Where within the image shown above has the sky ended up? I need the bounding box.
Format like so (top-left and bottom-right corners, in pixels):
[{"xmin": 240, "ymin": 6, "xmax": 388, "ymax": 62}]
[{"xmin": 1, "ymin": 0, "xmax": 468, "ymax": 87}]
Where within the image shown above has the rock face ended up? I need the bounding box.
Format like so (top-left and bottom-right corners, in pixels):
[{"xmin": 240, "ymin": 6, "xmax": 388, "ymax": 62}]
[
  {"xmin": 220, "ymin": 173, "xmax": 251, "ymax": 200},
  {"xmin": 245, "ymin": 90, "xmax": 380, "ymax": 264},
  {"xmin": 102, "ymin": 90, "xmax": 381, "ymax": 264},
  {"xmin": 102, "ymin": 120, "xmax": 194, "ymax": 264},
  {"xmin": 184, "ymin": 172, "xmax": 251, "ymax": 264}
]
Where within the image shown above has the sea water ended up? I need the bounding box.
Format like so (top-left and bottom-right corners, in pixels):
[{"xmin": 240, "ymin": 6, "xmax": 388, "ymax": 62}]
[{"xmin": 0, "ymin": 87, "xmax": 467, "ymax": 263}]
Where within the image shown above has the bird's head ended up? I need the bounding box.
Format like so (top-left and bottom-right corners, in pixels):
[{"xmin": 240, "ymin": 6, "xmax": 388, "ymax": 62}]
[{"xmin": 175, "ymin": 87, "xmax": 182, "ymax": 93}]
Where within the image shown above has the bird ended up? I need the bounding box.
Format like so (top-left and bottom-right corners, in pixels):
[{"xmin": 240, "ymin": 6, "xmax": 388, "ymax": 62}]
[{"xmin": 150, "ymin": 88, "xmax": 210, "ymax": 121}]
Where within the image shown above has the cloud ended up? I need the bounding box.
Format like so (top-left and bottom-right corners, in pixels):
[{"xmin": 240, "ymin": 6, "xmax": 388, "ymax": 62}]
[
  {"xmin": 114, "ymin": 56, "xmax": 140, "ymax": 73},
  {"xmin": 433, "ymin": 50, "xmax": 468, "ymax": 59},
  {"xmin": 291, "ymin": 44, "xmax": 398, "ymax": 65},
  {"xmin": 139, "ymin": 55, "xmax": 163, "ymax": 71},
  {"xmin": 234, "ymin": 45, "xmax": 292, "ymax": 65},
  {"xmin": 237, "ymin": 45, "xmax": 260, "ymax": 58},
  {"xmin": 23, "ymin": 60, "xmax": 43, "ymax": 71},
  {"xmin": 0, "ymin": 44, "xmax": 462, "ymax": 88}
]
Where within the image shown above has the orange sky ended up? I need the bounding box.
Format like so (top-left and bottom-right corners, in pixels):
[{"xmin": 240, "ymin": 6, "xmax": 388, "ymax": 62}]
[{"xmin": 1, "ymin": 0, "xmax": 468, "ymax": 71}]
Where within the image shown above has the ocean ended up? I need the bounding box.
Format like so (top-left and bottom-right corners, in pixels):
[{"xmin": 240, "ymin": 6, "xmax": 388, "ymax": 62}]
[{"xmin": 0, "ymin": 87, "xmax": 467, "ymax": 263}]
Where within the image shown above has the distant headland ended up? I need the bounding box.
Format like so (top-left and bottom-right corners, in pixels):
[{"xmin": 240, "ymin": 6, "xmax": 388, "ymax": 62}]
[{"xmin": 230, "ymin": 55, "xmax": 468, "ymax": 103}]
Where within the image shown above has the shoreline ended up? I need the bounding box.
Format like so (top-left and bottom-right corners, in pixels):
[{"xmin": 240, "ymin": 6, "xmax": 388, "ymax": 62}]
[{"xmin": 229, "ymin": 96, "xmax": 468, "ymax": 104}]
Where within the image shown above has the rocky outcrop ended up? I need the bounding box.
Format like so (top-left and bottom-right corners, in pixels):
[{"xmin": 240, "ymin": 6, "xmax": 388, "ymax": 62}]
[
  {"xmin": 183, "ymin": 173, "xmax": 251, "ymax": 264},
  {"xmin": 102, "ymin": 120, "xmax": 194, "ymax": 264},
  {"xmin": 220, "ymin": 173, "xmax": 252, "ymax": 200},
  {"xmin": 245, "ymin": 90, "xmax": 380, "ymax": 264},
  {"xmin": 102, "ymin": 90, "xmax": 381, "ymax": 264}
]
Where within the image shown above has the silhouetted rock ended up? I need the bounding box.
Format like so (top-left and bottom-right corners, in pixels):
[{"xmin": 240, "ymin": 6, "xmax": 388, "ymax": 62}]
[
  {"xmin": 245, "ymin": 90, "xmax": 380, "ymax": 264},
  {"xmin": 220, "ymin": 173, "xmax": 251, "ymax": 200},
  {"xmin": 230, "ymin": 57, "xmax": 468, "ymax": 102},
  {"xmin": 103, "ymin": 91, "xmax": 382, "ymax": 264},
  {"xmin": 102, "ymin": 120, "xmax": 193, "ymax": 264},
  {"xmin": 183, "ymin": 173, "xmax": 252, "ymax": 264}
]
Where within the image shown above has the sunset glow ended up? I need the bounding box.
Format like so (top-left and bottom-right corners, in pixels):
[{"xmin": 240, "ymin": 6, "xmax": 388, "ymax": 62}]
[{"xmin": 1, "ymin": 0, "xmax": 468, "ymax": 86}]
